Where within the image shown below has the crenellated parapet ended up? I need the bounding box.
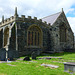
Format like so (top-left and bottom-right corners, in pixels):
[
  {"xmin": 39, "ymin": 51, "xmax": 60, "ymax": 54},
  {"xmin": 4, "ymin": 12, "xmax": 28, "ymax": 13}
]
[
  {"xmin": 0, "ymin": 14, "xmax": 51, "ymax": 28},
  {"xmin": 17, "ymin": 15, "xmax": 51, "ymax": 27},
  {"xmin": 0, "ymin": 7, "xmax": 51, "ymax": 28},
  {"xmin": 0, "ymin": 16, "xmax": 15, "ymax": 27}
]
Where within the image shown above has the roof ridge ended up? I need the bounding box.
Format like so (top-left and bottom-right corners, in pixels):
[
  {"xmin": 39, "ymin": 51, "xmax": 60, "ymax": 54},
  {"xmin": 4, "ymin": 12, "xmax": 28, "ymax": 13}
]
[{"xmin": 42, "ymin": 12, "xmax": 61, "ymax": 19}]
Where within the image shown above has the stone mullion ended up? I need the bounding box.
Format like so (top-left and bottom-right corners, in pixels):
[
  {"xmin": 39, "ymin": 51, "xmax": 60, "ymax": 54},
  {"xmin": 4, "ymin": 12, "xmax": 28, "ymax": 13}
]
[
  {"xmin": 36, "ymin": 32, "xmax": 38, "ymax": 46},
  {"xmin": 27, "ymin": 31, "xmax": 29, "ymax": 46},
  {"xmin": 30, "ymin": 31, "xmax": 32, "ymax": 46},
  {"xmin": 33, "ymin": 31, "xmax": 35, "ymax": 46},
  {"xmin": 38, "ymin": 33, "xmax": 42, "ymax": 46},
  {"xmin": 32, "ymin": 31, "xmax": 33, "ymax": 45},
  {"xmin": 65, "ymin": 29, "xmax": 67, "ymax": 42},
  {"xmin": 38, "ymin": 32, "xmax": 40, "ymax": 46}
]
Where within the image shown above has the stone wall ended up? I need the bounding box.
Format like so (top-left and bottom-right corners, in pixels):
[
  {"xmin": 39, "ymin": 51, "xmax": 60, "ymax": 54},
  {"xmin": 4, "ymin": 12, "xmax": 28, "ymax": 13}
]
[
  {"xmin": 51, "ymin": 12, "xmax": 74, "ymax": 52},
  {"xmin": 0, "ymin": 11, "xmax": 74, "ymax": 57},
  {"xmin": 9, "ymin": 25, "xmax": 16, "ymax": 50},
  {"xmin": 15, "ymin": 18, "xmax": 50, "ymax": 56}
]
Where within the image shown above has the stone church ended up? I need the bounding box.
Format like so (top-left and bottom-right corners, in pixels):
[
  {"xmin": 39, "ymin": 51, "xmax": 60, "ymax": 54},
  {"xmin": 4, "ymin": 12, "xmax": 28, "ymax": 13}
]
[{"xmin": 0, "ymin": 7, "xmax": 74, "ymax": 60}]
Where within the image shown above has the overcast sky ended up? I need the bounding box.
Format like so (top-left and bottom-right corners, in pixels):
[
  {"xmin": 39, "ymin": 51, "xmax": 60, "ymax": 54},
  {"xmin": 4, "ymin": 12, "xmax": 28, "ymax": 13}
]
[{"xmin": 0, "ymin": 0, "xmax": 75, "ymax": 35}]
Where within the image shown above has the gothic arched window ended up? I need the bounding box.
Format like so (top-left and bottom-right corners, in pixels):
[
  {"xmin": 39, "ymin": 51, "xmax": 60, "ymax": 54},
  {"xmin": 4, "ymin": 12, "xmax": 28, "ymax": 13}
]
[
  {"xmin": 60, "ymin": 24, "xmax": 66, "ymax": 42},
  {"xmin": 27, "ymin": 25, "xmax": 43, "ymax": 47},
  {"xmin": 4, "ymin": 27, "xmax": 9, "ymax": 46}
]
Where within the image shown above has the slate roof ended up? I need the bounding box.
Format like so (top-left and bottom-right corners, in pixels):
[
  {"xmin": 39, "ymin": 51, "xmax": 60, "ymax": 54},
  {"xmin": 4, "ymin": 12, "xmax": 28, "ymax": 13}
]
[{"xmin": 42, "ymin": 12, "xmax": 62, "ymax": 25}]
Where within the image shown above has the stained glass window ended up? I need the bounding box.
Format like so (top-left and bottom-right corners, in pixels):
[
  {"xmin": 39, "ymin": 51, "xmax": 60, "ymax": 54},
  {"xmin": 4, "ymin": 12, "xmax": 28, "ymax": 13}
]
[{"xmin": 27, "ymin": 25, "xmax": 42, "ymax": 46}]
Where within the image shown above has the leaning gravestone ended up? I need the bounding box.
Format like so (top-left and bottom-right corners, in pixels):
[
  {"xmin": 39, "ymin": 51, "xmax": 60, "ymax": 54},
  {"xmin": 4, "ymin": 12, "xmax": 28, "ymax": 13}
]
[
  {"xmin": 23, "ymin": 56, "xmax": 30, "ymax": 61},
  {"xmin": 0, "ymin": 48, "xmax": 6, "ymax": 61},
  {"xmin": 31, "ymin": 52, "xmax": 36, "ymax": 60}
]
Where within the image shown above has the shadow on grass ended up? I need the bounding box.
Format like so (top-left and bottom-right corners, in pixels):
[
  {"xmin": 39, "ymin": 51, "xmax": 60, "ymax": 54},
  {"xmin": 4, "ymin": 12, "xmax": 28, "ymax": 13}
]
[
  {"xmin": 40, "ymin": 52, "xmax": 75, "ymax": 57},
  {"xmin": 18, "ymin": 52, "xmax": 75, "ymax": 59}
]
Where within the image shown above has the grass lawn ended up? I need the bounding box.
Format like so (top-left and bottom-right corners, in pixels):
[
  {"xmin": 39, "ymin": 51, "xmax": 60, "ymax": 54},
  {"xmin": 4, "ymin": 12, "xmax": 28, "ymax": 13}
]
[{"xmin": 0, "ymin": 52, "xmax": 75, "ymax": 75}]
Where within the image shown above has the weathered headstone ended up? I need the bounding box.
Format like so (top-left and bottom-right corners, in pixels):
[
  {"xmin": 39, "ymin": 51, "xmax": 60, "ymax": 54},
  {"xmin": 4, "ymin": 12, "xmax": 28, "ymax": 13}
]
[
  {"xmin": 8, "ymin": 46, "xmax": 14, "ymax": 61},
  {"xmin": 8, "ymin": 50, "xmax": 14, "ymax": 61},
  {"xmin": 37, "ymin": 50, "xmax": 41, "ymax": 55},
  {"xmin": 63, "ymin": 62, "xmax": 75, "ymax": 73},
  {"xmin": 41, "ymin": 64, "xmax": 59, "ymax": 68},
  {"xmin": 23, "ymin": 56, "xmax": 30, "ymax": 61},
  {"xmin": 0, "ymin": 48, "xmax": 6, "ymax": 61},
  {"xmin": 38, "ymin": 57, "xmax": 62, "ymax": 60},
  {"xmin": 8, "ymin": 45, "xmax": 19, "ymax": 60},
  {"xmin": 31, "ymin": 52, "xmax": 36, "ymax": 60}
]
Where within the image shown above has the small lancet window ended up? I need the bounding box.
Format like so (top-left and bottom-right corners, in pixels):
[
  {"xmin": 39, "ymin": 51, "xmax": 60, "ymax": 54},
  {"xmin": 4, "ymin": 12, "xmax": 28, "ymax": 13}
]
[{"xmin": 60, "ymin": 25, "xmax": 66, "ymax": 42}]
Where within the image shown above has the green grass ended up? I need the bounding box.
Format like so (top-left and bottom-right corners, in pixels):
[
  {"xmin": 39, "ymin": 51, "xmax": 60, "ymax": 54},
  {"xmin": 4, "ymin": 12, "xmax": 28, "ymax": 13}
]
[{"xmin": 0, "ymin": 52, "xmax": 75, "ymax": 75}]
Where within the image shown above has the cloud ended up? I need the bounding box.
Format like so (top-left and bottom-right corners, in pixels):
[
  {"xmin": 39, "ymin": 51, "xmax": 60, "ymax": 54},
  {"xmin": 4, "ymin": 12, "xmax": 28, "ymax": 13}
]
[
  {"xmin": 0, "ymin": 0, "xmax": 75, "ymax": 18},
  {"xmin": 67, "ymin": 17, "xmax": 75, "ymax": 35},
  {"xmin": 0, "ymin": 0, "xmax": 75, "ymax": 35},
  {"xmin": 0, "ymin": 7, "xmax": 3, "ymax": 12},
  {"xmin": 65, "ymin": 8, "xmax": 75, "ymax": 15}
]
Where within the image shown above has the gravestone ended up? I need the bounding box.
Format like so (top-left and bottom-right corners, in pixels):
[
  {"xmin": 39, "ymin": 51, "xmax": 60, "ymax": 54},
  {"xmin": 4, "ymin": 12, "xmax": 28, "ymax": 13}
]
[
  {"xmin": 38, "ymin": 57, "xmax": 62, "ymax": 59},
  {"xmin": 8, "ymin": 50, "xmax": 14, "ymax": 61},
  {"xmin": 63, "ymin": 62, "xmax": 75, "ymax": 73},
  {"xmin": 41, "ymin": 63, "xmax": 59, "ymax": 68},
  {"xmin": 31, "ymin": 52, "xmax": 36, "ymax": 60},
  {"xmin": 8, "ymin": 46, "xmax": 14, "ymax": 61},
  {"xmin": 0, "ymin": 48, "xmax": 6, "ymax": 61},
  {"xmin": 8, "ymin": 45, "xmax": 19, "ymax": 60},
  {"xmin": 23, "ymin": 56, "xmax": 30, "ymax": 61}
]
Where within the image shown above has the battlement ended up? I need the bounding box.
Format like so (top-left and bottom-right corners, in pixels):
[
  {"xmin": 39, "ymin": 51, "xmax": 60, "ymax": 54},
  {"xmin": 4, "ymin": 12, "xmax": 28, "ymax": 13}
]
[
  {"xmin": 0, "ymin": 14, "xmax": 51, "ymax": 28},
  {"xmin": 21, "ymin": 15, "xmax": 25, "ymax": 18},
  {"xmin": 18, "ymin": 15, "xmax": 50, "ymax": 26},
  {"xmin": 0, "ymin": 16, "xmax": 15, "ymax": 27},
  {"xmin": 0, "ymin": 7, "xmax": 51, "ymax": 27}
]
